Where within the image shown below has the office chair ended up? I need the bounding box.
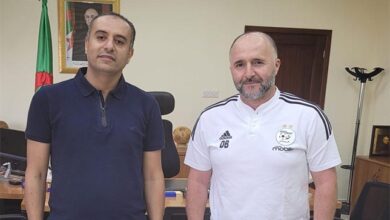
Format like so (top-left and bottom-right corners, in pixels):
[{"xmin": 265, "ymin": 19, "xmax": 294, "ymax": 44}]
[
  {"xmin": 0, "ymin": 128, "xmax": 27, "ymax": 172},
  {"xmin": 350, "ymin": 181, "xmax": 390, "ymax": 220},
  {"xmin": 149, "ymin": 92, "xmax": 180, "ymax": 178}
]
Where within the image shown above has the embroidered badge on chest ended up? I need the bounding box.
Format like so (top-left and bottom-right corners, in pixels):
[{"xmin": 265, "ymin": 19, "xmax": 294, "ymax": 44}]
[{"xmin": 276, "ymin": 125, "xmax": 296, "ymax": 146}]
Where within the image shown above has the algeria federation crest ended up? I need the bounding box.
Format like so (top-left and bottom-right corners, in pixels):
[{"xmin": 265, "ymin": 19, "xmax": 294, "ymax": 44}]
[{"xmin": 276, "ymin": 126, "xmax": 296, "ymax": 146}]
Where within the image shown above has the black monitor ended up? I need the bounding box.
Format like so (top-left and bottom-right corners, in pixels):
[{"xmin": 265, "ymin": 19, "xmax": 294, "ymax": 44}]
[{"xmin": 0, "ymin": 128, "xmax": 27, "ymax": 171}]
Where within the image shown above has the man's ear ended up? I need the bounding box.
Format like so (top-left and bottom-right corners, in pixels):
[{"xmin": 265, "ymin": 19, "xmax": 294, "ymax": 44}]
[
  {"xmin": 274, "ymin": 58, "xmax": 281, "ymax": 76},
  {"xmin": 127, "ymin": 48, "xmax": 134, "ymax": 64}
]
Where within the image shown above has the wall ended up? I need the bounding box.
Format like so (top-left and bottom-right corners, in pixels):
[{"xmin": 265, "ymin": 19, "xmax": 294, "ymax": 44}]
[{"xmin": 0, "ymin": 0, "xmax": 389, "ymax": 200}]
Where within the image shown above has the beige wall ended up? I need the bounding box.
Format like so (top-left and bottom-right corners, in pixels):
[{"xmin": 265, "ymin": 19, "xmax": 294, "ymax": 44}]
[{"xmin": 1, "ymin": 0, "xmax": 389, "ymax": 200}]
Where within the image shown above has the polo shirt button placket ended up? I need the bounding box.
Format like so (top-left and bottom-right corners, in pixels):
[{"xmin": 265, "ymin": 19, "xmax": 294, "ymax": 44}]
[{"xmin": 249, "ymin": 116, "xmax": 257, "ymax": 135}]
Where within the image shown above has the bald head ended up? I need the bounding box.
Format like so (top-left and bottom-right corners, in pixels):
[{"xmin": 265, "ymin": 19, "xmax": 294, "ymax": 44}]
[
  {"xmin": 228, "ymin": 31, "xmax": 281, "ymax": 106},
  {"xmin": 230, "ymin": 32, "xmax": 278, "ymax": 59},
  {"xmin": 84, "ymin": 8, "xmax": 99, "ymax": 28}
]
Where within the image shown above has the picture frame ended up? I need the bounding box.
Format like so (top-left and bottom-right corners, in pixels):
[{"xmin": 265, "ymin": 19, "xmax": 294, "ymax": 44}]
[
  {"xmin": 369, "ymin": 125, "xmax": 390, "ymax": 156},
  {"xmin": 58, "ymin": 0, "xmax": 120, "ymax": 73}
]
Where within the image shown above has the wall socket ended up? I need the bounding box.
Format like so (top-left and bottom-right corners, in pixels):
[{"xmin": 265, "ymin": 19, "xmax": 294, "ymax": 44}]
[{"xmin": 202, "ymin": 90, "xmax": 219, "ymax": 98}]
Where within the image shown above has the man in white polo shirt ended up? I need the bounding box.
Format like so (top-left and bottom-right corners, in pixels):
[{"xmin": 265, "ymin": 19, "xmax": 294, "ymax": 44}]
[{"xmin": 184, "ymin": 32, "xmax": 341, "ymax": 220}]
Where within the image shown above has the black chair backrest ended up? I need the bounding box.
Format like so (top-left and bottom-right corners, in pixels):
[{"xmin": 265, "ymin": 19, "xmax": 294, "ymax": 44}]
[
  {"xmin": 350, "ymin": 181, "xmax": 390, "ymax": 220},
  {"xmin": 0, "ymin": 128, "xmax": 27, "ymax": 171},
  {"xmin": 148, "ymin": 92, "xmax": 180, "ymax": 178}
]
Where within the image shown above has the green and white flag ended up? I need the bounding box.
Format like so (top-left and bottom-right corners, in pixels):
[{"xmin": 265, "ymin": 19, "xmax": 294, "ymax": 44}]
[{"xmin": 35, "ymin": 0, "xmax": 53, "ymax": 91}]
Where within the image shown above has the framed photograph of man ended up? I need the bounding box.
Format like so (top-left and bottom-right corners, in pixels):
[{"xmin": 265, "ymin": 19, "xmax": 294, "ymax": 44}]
[
  {"xmin": 58, "ymin": 0, "xmax": 120, "ymax": 73},
  {"xmin": 369, "ymin": 125, "xmax": 390, "ymax": 156}
]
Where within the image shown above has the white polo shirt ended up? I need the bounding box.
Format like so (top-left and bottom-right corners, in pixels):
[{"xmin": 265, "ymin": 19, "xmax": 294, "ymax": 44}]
[{"xmin": 185, "ymin": 89, "xmax": 341, "ymax": 220}]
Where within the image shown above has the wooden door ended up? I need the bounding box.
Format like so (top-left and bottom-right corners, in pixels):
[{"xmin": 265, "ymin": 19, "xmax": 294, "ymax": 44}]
[{"xmin": 245, "ymin": 26, "xmax": 332, "ymax": 109}]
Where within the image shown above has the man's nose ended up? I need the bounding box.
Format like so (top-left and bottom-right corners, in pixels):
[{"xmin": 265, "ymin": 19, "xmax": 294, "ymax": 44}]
[
  {"xmin": 103, "ymin": 38, "xmax": 114, "ymax": 51},
  {"xmin": 244, "ymin": 63, "xmax": 255, "ymax": 77}
]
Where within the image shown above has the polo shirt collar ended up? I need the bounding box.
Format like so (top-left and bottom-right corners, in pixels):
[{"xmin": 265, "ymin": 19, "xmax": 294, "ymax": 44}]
[
  {"xmin": 236, "ymin": 88, "xmax": 280, "ymax": 115},
  {"xmin": 74, "ymin": 67, "xmax": 126, "ymax": 99}
]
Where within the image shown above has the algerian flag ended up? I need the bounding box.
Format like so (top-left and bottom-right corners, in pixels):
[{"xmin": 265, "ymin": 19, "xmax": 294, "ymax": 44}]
[{"xmin": 35, "ymin": 0, "xmax": 53, "ymax": 91}]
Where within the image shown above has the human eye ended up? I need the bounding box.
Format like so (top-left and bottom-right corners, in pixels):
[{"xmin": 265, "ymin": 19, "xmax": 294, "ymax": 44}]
[
  {"xmin": 114, "ymin": 36, "xmax": 127, "ymax": 46},
  {"xmin": 234, "ymin": 62, "xmax": 244, "ymax": 69},
  {"xmin": 95, "ymin": 34, "xmax": 106, "ymax": 41},
  {"xmin": 115, "ymin": 39, "xmax": 125, "ymax": 46},
  {"xmin": 252, "ymin": 59, "xmax": 264, "ymax": 67}
]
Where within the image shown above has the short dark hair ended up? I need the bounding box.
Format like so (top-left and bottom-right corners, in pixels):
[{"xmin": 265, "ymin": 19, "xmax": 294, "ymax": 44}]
[{"xmin": 87, "ymin": 12, "xmax": 136, "ymax": 48}]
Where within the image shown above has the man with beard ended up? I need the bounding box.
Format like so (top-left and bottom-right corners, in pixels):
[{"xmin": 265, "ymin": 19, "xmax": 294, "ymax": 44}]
[{"xmin": 184, "ymin": 32, "xmax": 341, "ymax": 220}]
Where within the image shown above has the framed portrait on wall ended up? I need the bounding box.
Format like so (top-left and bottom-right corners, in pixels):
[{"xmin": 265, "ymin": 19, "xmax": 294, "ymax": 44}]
[
  {"xmin": 369, "ymin": 125, "xmax": 390, "ymax": 156},
  {"xmin": 58, "ymin": 0, "xmax": 120, "ymax": 73}
]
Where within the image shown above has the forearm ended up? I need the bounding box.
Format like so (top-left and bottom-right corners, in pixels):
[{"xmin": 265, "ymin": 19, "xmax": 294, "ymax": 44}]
[
  {"xmin": 25, "ymin": 140, "xmax": 50, "ymax": 220},
  {"xmin": 25, "ymin": 169, "xmax": 47, "ymax": 220},
  {"xmin": 186, "ymin": 181, "xmax": 209, "ymax": 220},
  {"xmin": 144, "ymin": 176, "xmax": 165, "ymax": 220},
  {"xmin": 312, "ymin": 169, "xmax": 337, "ymax": 220},
  {"xmin": 314, "ymin": 186, "xmax": 337, "ymax": 219}
]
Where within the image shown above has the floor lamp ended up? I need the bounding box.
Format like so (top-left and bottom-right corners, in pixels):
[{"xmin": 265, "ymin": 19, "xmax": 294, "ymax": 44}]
[{"xmin": 341, "ymin": 67, "xmax": 384, "ymax": 211}]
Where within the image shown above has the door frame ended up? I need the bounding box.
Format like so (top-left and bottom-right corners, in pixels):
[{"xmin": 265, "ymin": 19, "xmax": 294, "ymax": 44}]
[{"xmin": 245, "ymin": 26, "xmax": 332, "ymax": 108}]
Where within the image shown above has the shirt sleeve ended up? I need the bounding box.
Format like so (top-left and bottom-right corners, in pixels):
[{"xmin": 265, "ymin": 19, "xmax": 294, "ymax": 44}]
[
  {"xmin": 25, "ymin": 87, "xmax": 52, "ymax": 143},
  {"xmin": 184, "ymin": 116, "xmax": 212, "ymax": 171},
  {"xmin": 306, "ymin": 111, "xmax": 342, "ymax": 172},
  {"xmin": 143, "ymin": 96, "xmax": 164, "ymax": 151}
]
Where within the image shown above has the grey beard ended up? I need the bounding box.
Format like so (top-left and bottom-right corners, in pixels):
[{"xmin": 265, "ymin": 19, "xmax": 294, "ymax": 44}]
[{"xmin": 237, "ymin": 75, "xmax": 275, "ymax": 100}]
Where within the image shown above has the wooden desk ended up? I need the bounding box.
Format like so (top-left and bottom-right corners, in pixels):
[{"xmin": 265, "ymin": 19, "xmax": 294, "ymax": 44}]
[
  {"xmin": 20, "ymin": 192, "xmax": 187, "ymax": 212},
  {"xmin": 0, "ymin": 179, "xmax": 340, "ymax": 216},
  {"xmin": 0, "ymin": 179, "xmax": 24, "ymax": 200}
]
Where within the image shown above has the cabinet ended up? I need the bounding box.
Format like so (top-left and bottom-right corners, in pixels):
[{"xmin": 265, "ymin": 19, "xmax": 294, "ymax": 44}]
[{"xmin": 351, "ymin": 156, "xmax": 390, "ymax": 210}]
